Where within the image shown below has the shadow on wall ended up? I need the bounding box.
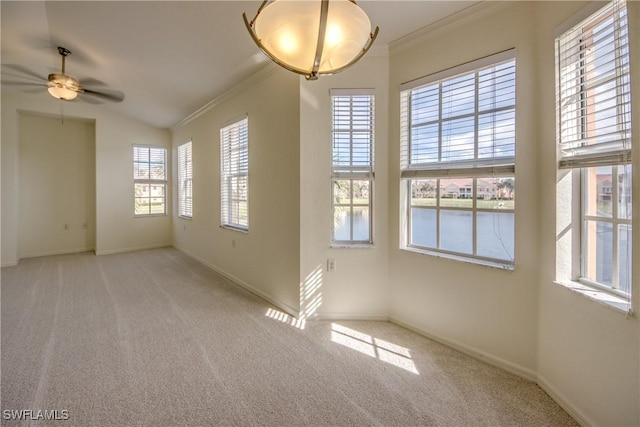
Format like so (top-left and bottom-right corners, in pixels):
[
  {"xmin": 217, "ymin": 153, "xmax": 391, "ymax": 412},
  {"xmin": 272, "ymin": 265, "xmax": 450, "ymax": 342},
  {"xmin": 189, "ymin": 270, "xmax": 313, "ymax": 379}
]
[{"xmin": 264, "ymin": 264, "xmax": 324, "ymax": 330}]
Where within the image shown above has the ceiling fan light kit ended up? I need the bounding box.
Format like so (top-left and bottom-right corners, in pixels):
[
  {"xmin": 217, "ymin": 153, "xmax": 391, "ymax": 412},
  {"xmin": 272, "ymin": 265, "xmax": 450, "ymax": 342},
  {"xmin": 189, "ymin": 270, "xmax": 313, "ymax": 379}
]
[
  {"xmin": 243, "ymin": 0, "xmax": 379, "ymax": 80},
  {"xmin": 48, "ymin": 47, "xmax": 79, "ymax": 100},
  {"xmin": 48, "ymin": 73, "xmax": 79, "ymax": 100}
]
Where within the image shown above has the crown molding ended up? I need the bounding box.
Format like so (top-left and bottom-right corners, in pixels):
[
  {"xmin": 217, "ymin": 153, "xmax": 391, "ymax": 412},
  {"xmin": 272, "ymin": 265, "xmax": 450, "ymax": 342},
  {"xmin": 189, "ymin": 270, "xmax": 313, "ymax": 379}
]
[
  {"xmin": 389, "ymin": 1, "xmax": 512, "ymax": 55},
  {"xmin": 172, "ymin": 61, "xmax": 279, "ymax": 130}
]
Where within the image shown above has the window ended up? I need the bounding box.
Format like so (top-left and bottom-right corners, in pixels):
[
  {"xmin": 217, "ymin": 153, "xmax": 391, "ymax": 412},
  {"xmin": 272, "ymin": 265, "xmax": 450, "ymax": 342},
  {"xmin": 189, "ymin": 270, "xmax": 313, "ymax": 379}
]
[
  {"xmin": 400, "ymin": 50, "xmax": 516, "ymax": 268},
  {"xmin": 177, "ymin": 140, "xmax": 193, "ymax": 218},
  {"xmin": 331, "ymin": 90, "xmax": 374, "ymax": 245},
  {"xmin": 133, "ymin": 145, "xmax": 167, "ymax": 216},
  {"xmin": 220, "ymin": 117, "xmax": 249, "ymax": 230},
  {"xmin": 556, "ymin": 0, "xmax": 632, "ymax": 301}
]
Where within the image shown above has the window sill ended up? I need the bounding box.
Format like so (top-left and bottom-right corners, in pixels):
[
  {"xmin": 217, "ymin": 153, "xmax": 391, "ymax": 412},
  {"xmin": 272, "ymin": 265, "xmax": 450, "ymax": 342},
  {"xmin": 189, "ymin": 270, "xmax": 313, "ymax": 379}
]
[
  {"xmin": 178, "ymin": 215, "xmax": 192, "ymax": 221},
  {"xmin": 401, "ymin": 245, "xmax": 514, "ymax": 271},
  {"xmin": 220, "ymin": 225, "xmax": 248, "ymax": 234},
  {"xmin": 553, "ymin": 280, "xmax": 632, "ymax": 315},
  {"xmin": 331, "ymin": 243, "xmax": 374, "ymax": 249}
]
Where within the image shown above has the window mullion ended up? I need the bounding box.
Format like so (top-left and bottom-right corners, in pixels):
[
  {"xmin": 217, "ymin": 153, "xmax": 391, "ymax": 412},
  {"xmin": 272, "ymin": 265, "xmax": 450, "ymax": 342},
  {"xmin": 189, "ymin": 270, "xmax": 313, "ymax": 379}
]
[
  {"xmin": 350, "ymin": 180, "xmax": 355, "ymax": 241},
  {"xmin": 349, "ymin": 97, "xmax": 354, "ymax": 168},
  {"xmin": 611, "ymin": 166, "xmax": 620, "ymax": 289},
  {"xmin": 436, "ymin": 178, "xmax": 441, "ymax": 249},
  {"xmin": 472, "ymin": 178, "xmax": 478, "ymax": 256},
  {"xmin": 438, "ymin": 83, "xmax": 443, "ymax": 163},
  {"xmin": 473, "ymin": 72, "xmax": 480, "ymax": 257}
]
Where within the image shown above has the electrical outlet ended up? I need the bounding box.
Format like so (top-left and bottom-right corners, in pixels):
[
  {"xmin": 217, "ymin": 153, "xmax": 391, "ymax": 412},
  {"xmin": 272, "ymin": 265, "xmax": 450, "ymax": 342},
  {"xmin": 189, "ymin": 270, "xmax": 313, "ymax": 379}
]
[{"xmin": 327, "ymin": 258, "xmax": 336, "ymax": 272}]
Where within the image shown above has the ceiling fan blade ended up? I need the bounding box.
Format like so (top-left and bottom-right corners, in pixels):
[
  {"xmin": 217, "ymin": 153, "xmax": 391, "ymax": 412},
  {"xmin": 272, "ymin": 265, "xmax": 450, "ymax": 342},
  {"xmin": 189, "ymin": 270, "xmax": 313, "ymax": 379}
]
[
  {"xmin": 1, "ymin": 80, "xmax": 46, "ymax": 88},
  {"xmin": 78, "ymin": 77, "xmax": 107, "ymax": 87},
  {"xmin": 80, "ymin": 88, "xmax": 125, "ymax": 103},
  {"xmin": 0, "ymin": 80, "xmax": 46, "ymax": 95},
  {"xmin": 1, "ymin": 64, "xmax": 47, "ymax": 83}
]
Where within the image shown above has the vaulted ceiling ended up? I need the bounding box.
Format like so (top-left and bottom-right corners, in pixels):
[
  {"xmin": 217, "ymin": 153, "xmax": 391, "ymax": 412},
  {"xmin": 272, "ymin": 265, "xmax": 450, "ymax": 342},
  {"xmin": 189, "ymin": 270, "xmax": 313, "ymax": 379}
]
[{"xmin": 1, "ymin": 1, "xmax": 477, "ymax": 129}]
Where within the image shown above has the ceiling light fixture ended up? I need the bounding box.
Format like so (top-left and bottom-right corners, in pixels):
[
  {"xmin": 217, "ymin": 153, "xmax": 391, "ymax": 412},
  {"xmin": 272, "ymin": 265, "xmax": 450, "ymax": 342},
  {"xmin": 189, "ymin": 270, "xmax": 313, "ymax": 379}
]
[
  {"xmin": 48, "ymin": 47, "xmax": 79, "ymax": 100},
  {"xmin": 243, "ymin": 0, "xmax": 379, "ymax": 81}
]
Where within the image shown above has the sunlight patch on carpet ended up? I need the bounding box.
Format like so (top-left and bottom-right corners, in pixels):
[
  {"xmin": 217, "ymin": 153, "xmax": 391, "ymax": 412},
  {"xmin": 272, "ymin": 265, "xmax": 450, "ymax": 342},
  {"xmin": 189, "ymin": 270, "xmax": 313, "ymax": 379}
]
[
  {"xmin": 265, "ymin": 308, "xmax": 306, "ymax": 329},
  {"xmin": 331, "ymin": 323, "xmax": 419, "ymax": 375}
]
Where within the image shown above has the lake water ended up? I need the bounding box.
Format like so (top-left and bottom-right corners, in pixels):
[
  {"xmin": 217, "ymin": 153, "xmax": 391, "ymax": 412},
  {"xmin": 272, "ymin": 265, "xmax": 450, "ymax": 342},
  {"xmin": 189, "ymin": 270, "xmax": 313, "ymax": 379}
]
[
  {"xmin": 337, "ymin": 209, "xmax": 631, "ymax": 294},
  {"xmin": 410, "ymin": 209, "xmax": 514, "ymax": 261}
]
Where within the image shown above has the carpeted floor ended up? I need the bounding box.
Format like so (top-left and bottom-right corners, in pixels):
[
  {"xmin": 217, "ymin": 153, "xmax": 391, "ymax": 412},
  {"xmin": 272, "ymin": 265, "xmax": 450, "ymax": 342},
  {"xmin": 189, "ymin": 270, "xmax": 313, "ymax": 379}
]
[{"xmin": 1, "ymin": 248, "xmax": 577, "ymax": 426}]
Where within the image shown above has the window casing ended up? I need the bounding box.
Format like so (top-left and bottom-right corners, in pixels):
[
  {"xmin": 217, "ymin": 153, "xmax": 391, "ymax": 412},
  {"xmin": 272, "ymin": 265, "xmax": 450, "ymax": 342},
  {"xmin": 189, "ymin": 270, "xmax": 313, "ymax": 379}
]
[
  {"xmin": 400, "ymin": 50, "xmax": 516, "ymax": 268},
  {"xmin": 331, "ymin": 90, "xmax": 374, "ymax": 245},
  {"xmin": 177, "ymin": 141, "xmax": 193, "ymax": 219},
  {"xmin": 133, "ymin": 145, "xmax": 167, "ymax": 217},
  {"xmin": 220, "ymin": 117, "xmax": 249, "ymax": 231},
  {"xmin": 556, "ymin": 0, "xmax": 632, "ymax": 302}
]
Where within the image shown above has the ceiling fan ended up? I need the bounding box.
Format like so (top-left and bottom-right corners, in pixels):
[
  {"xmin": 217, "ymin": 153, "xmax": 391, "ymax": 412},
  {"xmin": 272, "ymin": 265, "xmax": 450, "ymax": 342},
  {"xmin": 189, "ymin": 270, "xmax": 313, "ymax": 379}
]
[
  {"xmin": 47, "ymin": 46, "xmax": 124, "ymax": 103},
  {"xmin": 2, "ymin": 46, "xmax": 125, "ymax": 103}
]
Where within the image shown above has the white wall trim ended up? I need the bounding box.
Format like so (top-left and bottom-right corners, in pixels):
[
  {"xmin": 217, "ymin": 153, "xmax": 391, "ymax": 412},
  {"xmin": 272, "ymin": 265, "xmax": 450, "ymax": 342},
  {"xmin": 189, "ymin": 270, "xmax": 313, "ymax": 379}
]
[
  {"xmin": 389, "ymin": 315, "xmax": 537, "ymax": 382},
  {"xmin": 1, "ymin": 261, "xmax": 19, "ymax": 268},
  {"xmin": 389, "ymin": 2, "xmax": 511, "ymax": 55},
  {"xmin": 174, "ymin": 245, "xmax": 300, "ymax": 319},
  {"xmin": 537, "ymin": 374, "xmax": 594, "ymax": 427},
  {"xmin": 95, "ymin": 243, "xmax": 171, "ymax": 256},
  {"xmin": 19, "ymin": 247, "xmax": 94, "ymax": 260},
  {"xmin": 171, "ymin": 62, "xmax": 279, "ymax": 130}
]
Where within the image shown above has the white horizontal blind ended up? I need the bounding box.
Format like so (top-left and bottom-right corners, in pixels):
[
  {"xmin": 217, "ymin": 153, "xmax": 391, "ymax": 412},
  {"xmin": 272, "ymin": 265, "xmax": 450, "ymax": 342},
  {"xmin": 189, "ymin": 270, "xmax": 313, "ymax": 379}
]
[
  {"xmin": 556, "ymin": 0, "xmax": 631, "ymax": 169},
  {"xmin": 400, "ymin": 52, "xmax": 516, "ymax": 178},
  {"xmin": 220, "ymin": 117, "xmax": 248, "ymax": 230},
  {"xmin": 331, "ymin": 90, "xmax": 374, "ymax": 178},
  {"xmin": 133, "ymin": 146, "xmax": 167, "ymax": 216},
  {"xmin": 399, "ymin": 51, "xmax": 516, "ymax": 266},
  {"xmin": 177, "ymin": 141, "xmax": 192, "ymax": 218},
  {"xmin": 331, "ymin": 90, "xmax": 374, "ymax": 244}
]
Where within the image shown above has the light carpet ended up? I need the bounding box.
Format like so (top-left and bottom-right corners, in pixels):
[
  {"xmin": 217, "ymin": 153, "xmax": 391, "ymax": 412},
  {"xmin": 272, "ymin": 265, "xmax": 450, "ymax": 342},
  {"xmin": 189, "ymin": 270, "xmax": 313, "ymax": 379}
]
[{"xmin": 1, "ymin": 248, "xmax": 577, "ymax": 426}]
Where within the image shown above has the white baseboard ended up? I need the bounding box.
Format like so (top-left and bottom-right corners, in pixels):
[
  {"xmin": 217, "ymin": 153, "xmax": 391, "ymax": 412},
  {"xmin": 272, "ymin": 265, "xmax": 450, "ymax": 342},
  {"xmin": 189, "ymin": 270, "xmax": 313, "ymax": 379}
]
[
  {"xmin": 388, "ymin": 315, "xmax": 537, "ymax": 382},
  {"xmin": 173, "ymin": 245, "xmax": 300, "ymax": 319},
  {"xmin": 1, "ymin": 260, "xmax": 19, "ymax": 268},
  {"xmin": 536, "ymin": 375, "xmax": 592, "ymax": 427},
  {"xmin": 95, "ymin": 243, "xmax": 171, "ymax": 256},
  {"xmin": 18, "ymin": 247, "xmax": 94, "ymax": 260}
]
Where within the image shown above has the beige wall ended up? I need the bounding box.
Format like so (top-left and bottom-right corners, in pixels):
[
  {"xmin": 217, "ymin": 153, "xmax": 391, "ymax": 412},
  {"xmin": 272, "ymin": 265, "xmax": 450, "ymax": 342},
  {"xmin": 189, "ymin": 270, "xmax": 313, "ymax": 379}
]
[
  {"xmin": 535, "ymin": 2, "xmax": 640, "ymax": 426},
  {"xmin": 18, "ymin": 114, "xmax": 95, "ymax": 258},
  {"xmin": 299, "ymin": 53, "xmax": 390, "ymax": 319},
  {"xmin": 388, "ymin": 2, "xmax": 540, "ymax": 378},
  {"xmin": 171, "ymin": 68, "xmax": 301, "ymax": 316},
  {"xmin": 387, "ymin": 2, "xmax": 639, "ymax": 426},
  {"xmin": 1, "ymin": 91, "xmax": 171, "ymax": 266}
]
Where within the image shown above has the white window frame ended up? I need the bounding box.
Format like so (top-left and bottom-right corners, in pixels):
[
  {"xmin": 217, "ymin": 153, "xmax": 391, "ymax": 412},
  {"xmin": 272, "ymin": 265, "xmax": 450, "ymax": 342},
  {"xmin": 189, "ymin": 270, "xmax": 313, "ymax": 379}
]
[
  {"xmin": 330, "ymin": 89, "xmax": 375, "ymax": 246},
  {"xmin": 555, "ymin": 0, "xmax": 632, "ymax": 310},
  {"xmin": 220, "ymin": 116, "xmax": 249, "ymax": 231},
  {"xmin": 177, "ymin": 140, "xmax": 193, "ymax": 219},
  {"xmin": 133, "ymin": 145, "xmax": 167, "ymax": 217},
  {"xmin": 399, "ymin": 50, "xmax": 517, "ymax": 269},
  {"xmin": 580, "ymin": 166, "xmax": 632, "ymax": 297}
]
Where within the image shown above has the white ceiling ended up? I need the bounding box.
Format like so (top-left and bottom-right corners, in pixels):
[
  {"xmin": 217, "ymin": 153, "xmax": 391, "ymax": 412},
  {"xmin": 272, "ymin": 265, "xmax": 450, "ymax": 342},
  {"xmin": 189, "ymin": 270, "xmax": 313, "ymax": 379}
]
[{"xmin": 1, "ymin": 1, "xmax": 478, "ymax": 129}]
